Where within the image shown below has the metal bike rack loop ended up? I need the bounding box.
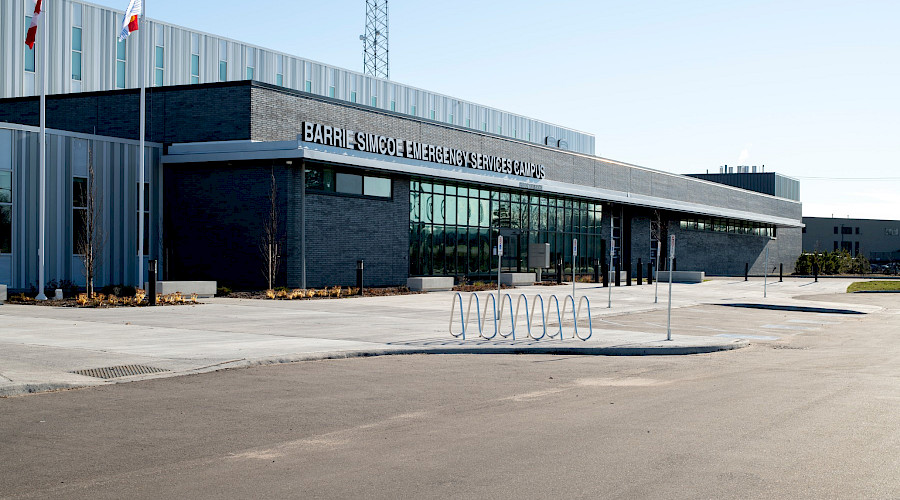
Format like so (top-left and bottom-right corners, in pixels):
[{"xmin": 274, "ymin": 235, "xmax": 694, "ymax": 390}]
[{"xmin": 450, "ymin": 292, "xmax": 592, "ymax": 342}]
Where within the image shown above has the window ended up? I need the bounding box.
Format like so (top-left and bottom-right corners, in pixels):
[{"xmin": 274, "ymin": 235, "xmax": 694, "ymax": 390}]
[
  {"xmin": 218, "ymin": 41, "xmax": 227, "ymax": 82},
  {"xmin": 154, "ymin": 25, "xmax": 164, "ymax": 86},
  {"xmin": 24, "ymin": 16, "xmax": 36, "ymax": 94},
  {"xmin": 73, "ymin": 177, "xmax": 87, "ymax": 253},
  {"xmin": 855, "ymin": 227, "xmax": 860, "ymax": 234},
  {"xmin": 410, "ymin": 104, "xmax": 416, "ymax": 116},
  {"xmin": 371, "ymin": 96, "xmax": 377, "ymax": 107},
  {"xmin": 246, "ymin": 47, "xmax": 255, "ymax": 80},
  {"xmin": 328, "ymin": 86, "xmax": 335, "ymax": 98},
  {"xmin": 466, "ymin": 118, "xmax": 470, "ymax": 128},
  {"xmin": 305, "ymin": 165, "xmax": 391, "ymax": 198},
  {"xmin": 834, "ymin": 226, "xmax": 838, "ymax": 234},
  {"xmin": 390, "ymin": 100, "xmax": 396, "ymax": 111},
  {"xmin": 449, "ymin": 114, "xmax": 453, "ymax": 124},
  {"xmin": 276, "ymin": 55, "xmax": 284, "ymax": 86},
  {"xmin": 71, "ymin": 4, "xmax": 83, "ymax": 91},
  {"xmin": 116, "ymin": 39, "xmax": 127, "ymax": 88},
  {"xmin": 136, "ymin": 183, "xmax": 149, "ymax": 255},
  {"xmin": 482, "ymin": 123, "xmax": 487, "ymax": 131},
  {"xmin": 190, "ymin": 34, "xmax": 200, "ymax": 84},
  {"xmin": 430, "ymin": 110, "xmax": 435, "ymax": 120},
  {"xmin": 0, "ymin": 169, "xmax": 11, "ymax": 254},
  {"xmin": 350, "ymin": 91, "xmax": 357, "ymax": 103},
  {"xmin": 305, "ymin": 80, "xmax": 312, "ymax": 92},
  {"xmin": 841, "ymin": 226, "xmax": 852, "ymax": 235}
]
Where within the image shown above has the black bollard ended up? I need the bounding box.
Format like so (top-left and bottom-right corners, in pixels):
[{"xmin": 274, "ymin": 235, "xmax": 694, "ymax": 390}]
[
  {"xmin": 637, "ymin": 258, "xmax": 643, "ymax": 285},
  {"xmin": 557, "ymin": 256, "xmax": 563, "ymax": 285},
  {"xmin": 813, "ymin": 260, "xmax": 818, "ymax": 282},
  {"xmin": 148, "ymin": 259, "xmax": 157, "ymax": 306},
  {"xmin": 615, "ymin": 258, "xmax": 621, "ymax": 287},
  {"xmin": 593, "ymin": 259, "xmax": 600, "ymax": 284},
  {"xmin": 626, "ymin": 259, "xmax": 632, "ymax": 286},
  {"xmin": 357, "ymin": 260, "xmax": 364, "ymax": 296},
  {"xmin": 647, "ymin": 262, "xmax": 653, "ymax": 285},
  {"xmin": 745, "ymin": 263, "xmax": 749, "ymax": 281},
  {"xmin": 780, "ymin": 263, "xmax": 783, "ymax": 282},
  {"xmin": 602, "ymin": 261, "xmax": 609, "ymax": 287},
  {"xmin": 673, "ymin": 257, "xmax": 677, "ymax": 272}
]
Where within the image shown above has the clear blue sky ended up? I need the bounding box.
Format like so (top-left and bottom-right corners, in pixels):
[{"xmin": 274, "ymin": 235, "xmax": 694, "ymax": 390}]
[{"xmin": 96, "ymin": 0, "xmax": 899, "ymax": 219}]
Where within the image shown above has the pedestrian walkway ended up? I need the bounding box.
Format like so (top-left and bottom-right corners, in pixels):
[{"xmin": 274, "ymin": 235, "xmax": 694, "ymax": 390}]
[{"xmin": 0, "ymin": 277, "xmax": 875, "ymax": 397}]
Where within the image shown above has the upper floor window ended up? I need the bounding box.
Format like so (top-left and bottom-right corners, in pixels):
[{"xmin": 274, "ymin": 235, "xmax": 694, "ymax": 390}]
[
  {"xmin": 190, "ymin": 34, "xmax": 200, "ymax": 84},
  {"xmin": 218, "ymin": 41, "xmax": 227, "ymax": 82},
  {"xmin": 71, "ymin": 3, "xmax": 83, "ymax": 91},
  {"xmin": 276, "ymin": 55, "xmax": 284, "ymax": 86},
  {"xmin": 25, "ymin": 16, "xmax": 36, "ymax": 95},
  {"xmin": 246, "ymin": 47, "xmax": 255, "ymax": 80},
  {"xmin": 154, "ymin": 25, "xmax": 164, "ymax": 86},
  {"xmin": 116, "ymin": 39, "xmax": 127, "ymax": 88},
  {"xmin": 0, "ymin": 156, "xmax": 11, "ymax": 253}
]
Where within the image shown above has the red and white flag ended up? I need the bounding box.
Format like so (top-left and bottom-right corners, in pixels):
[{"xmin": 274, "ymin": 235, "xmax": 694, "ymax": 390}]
[
  {"xmin": 25, "ymin": 0, "xmax": 43, "ymax": 49},
  {"xmin": 118, "ymin": 0, "xmax": 142, "ymax": 41}
]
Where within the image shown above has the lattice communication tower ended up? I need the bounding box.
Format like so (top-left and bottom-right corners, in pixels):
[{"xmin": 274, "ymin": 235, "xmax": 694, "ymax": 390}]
[{"xmin": 361, "ymin": 0, "xmax": 389, "ymax": 79}]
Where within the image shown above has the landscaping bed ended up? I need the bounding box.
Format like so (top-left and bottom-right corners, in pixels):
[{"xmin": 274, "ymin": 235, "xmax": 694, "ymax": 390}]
[{"xmin": 847, "ymin": 281, "xmax": 900, "ymax": 293}]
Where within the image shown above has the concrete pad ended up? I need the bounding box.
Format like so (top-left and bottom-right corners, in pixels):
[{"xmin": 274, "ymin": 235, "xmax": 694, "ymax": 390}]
[
  {"xmin": 654, "ymin": 271, "xmax": 705, "ymax": 283},
  {"xmin": 144, "ymin": 281, "xmax": 217, "ymax": 298},
  {"xmin": 407, "ymin": 277, "xmax": 454, "ymax": 291}
]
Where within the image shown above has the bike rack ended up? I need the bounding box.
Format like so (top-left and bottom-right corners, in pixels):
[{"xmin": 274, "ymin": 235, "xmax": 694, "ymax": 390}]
[{"xmin": 450, "ymin": 292, "xmax": 593, "ymax": 342}]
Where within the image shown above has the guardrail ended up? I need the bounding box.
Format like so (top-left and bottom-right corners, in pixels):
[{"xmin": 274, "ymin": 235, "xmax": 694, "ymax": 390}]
[{"xmin": 450, "ymin": 292, "xmax": 592, "ymax": 341}]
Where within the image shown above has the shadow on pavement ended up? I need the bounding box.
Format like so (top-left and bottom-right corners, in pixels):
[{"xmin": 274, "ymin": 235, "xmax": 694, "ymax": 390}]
[{"xmin": 716, "ymin": 303, "xmax": 866, "ymax": 315}]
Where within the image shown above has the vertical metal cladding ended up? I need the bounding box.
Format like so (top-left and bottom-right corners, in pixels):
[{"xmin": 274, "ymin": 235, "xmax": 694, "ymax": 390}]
[
  {"xmin": 0, "ymin": 122, "xmax": 161, "ymax": 289},
  {"xmin": 0, "ymin": 0, "xmax": 595, "ymax": 156}
]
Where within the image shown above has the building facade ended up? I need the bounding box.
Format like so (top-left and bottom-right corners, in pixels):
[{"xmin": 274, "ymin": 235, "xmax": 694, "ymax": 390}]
[
  {"xmin": 1, "ymin": 0, "xmax": 592, "ymax": 155},
  {"xmin": 0, "ymin": 3, "xmax": 804, "ymax": 291},
  {"xmin": 802, "ymin": 217, "xmax": 900, "ymax": 262}
]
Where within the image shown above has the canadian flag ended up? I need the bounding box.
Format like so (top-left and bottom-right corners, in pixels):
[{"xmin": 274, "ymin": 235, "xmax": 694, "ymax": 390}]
[
  {"xmin": 118, "ymin": 0, "xmax": 142, "ymax": 41},
  {"xmin": 25, "ymin": 0, "xmax": 42, "ymax": 49}
]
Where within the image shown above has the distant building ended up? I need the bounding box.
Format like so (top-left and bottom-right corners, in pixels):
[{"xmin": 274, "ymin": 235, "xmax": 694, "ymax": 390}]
[
  {"xmin": 802, "ymin": 217, "xmax": 900, "ymax": 262},
  {"xmin": 686, "ymin": 167, "xmax": 800, "ymax": 202}
]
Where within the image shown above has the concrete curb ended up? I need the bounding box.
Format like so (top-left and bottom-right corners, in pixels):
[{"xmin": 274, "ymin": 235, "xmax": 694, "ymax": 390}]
[{"xmin": 0, "ymin": 340, "xmax": 748, "ymax": 398}]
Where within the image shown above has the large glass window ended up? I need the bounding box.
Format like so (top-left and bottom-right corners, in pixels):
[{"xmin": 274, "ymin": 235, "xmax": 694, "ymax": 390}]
[
  {"xmin": 218, "ymin": 40, "xmax": 227, "ymax": 82},
  {"xmin": 137, "ymin": 182, "xmax": 149, "ymax": 255},
  {"xmin": 305, "ymin": 164, "xmax": 391, "ymax": 199},
  {"xmin": 409, "ymin": 179, "xmax": 603, "ymax": 277},
  {"xmin": 71, "ymin": 4, "xmax": 83, "ymax": 90},
  {"xmin": 276, "ymin": 55, "xmax": 284, "ymax": 87},
  {"xmin": 246, "ymin": 47, "xmax": 255, "ymax": 80}
]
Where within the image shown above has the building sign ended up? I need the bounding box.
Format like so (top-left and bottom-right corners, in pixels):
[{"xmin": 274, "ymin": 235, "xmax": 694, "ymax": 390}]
[{"xmin": 301, "ymin": 121, "xmax": 545, "ymax": 180}]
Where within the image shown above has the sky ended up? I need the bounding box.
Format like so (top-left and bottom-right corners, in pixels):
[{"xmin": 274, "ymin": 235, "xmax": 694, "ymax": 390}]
[{"xmin": 94, "ymin": 0, "xmax": 899, "ymax": 219}]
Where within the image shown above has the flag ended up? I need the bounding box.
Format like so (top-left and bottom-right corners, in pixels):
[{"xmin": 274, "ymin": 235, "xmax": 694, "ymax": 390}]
[
  {"xmin": 118, "ymin": 0, "xmax": 142, "ymax": 41},
  {"xmin": 25, "ymin": 0, "xmax": 43, "ymax": 49}
]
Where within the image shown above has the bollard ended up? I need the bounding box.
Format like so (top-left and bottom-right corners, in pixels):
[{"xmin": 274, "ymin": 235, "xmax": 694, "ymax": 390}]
[
  {"xmin": 647, "ymin": 262, "xmax": 653, "ymax": 285},
  {"xmin": 556, "ymin": 256, "xmax": 563, "ymax": 284},
  {"xmin": 357, "ymin": 260, "xmax": 364, "ymax": 296},
  {"xmin": 626, "ymin": 259, "xmax": 632, "ymax": 286},
  {"xmin": 813, "ymin": 260, "xmax": 818, "ymax": 282},
  {"xmin": 615, "ymin": 258, "xmax": 621, "ymax": 287},
  {"xmin": 673, "ymin": 257, "xmax": 677, "ymax": 272},
  {"xmin": 148, "ymin": 259, "xmax": 157, "ymax": 306},
  {"xmin": 745, "ymin": 263, "xmax": 749, "ymax": 281},
  {"xmin": 593, "ymin": 259, "xmax": 600, "ymax": 284},
  {"xmin": 637, "ymin": 258, "xmax": 643, "ymax": 285},
  {"xmin": 780, "ymin": 263, "xmax": 783, "ymax": 282},
  {"xmin": 602, "ymin": 261, "xmax": 609, "ymax": 287}
]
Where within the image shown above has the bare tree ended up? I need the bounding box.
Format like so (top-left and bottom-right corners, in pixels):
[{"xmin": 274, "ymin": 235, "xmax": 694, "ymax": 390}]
[
  {"xmin": 650, "ymin": 210, "xmax": 665, "ymax": 271},
  {"xmin": 77, "ymin": 141, "xmax": 105, "ymax": 297},
  {"xmin": 260, "ymin": 166, "xmax": 281, "ymax": 290}
]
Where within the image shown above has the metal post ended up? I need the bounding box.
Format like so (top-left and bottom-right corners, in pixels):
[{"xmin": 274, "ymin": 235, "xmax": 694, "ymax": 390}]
[
  {"xmin": 148, "ymin": 260, "xmax": 157, "ymax": 306},
  {"xmin": 572, "ymin": 237, "xmax": 577, "ymax": 299},
  {"xmin": 814, "ymin": 260, "xmax": 819, "ymax": 282},
  {"xmin": 666, "ymin": 234, "xmax": 675, "ymax": 340},
  {"xmin": 357, "ymin": 259, "xmax": 364, "ymax": 295},
  {"xmin": 637, "ymin": 258, "xmax": 642, "ymax": 285},
  {"xmin": 497, "ymin": 235, "xmax": 503, "ymax": 301},
  {"xmin": 36, "ymin": 4, "xmax": 49, "ymax": 301},
  {"xmin": 301, "ymin": 162, "xmax": 307, "ymax": 289},
  {"xmin": 745, "ymin": 262, "xmax": 749, "ymax": 281},
  {"xmin": 137, "ymin": 4, "xmax": 147, "ymax": 289},
  {"xmin": 764, "ymin": 247, "xmax": 769, "ymax": 298},
  {"xmin": 780, "ymin": 263, "xmax": 783, "ymax": 282}
]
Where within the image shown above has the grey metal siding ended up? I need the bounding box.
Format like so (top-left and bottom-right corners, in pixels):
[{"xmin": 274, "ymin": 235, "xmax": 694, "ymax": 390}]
[{"xmin": 1, "ymin": 0, "xmax": 594, "ymax": 155}]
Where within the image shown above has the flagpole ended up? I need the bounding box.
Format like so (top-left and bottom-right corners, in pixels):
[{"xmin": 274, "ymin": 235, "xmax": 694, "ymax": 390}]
[
  {"xmin": 36, "ymin": 0, "xmax": 48, "ymax": 301},
  {"xmin": 137, "ymin": 3, "xmax": 146, "ymax": 289}
]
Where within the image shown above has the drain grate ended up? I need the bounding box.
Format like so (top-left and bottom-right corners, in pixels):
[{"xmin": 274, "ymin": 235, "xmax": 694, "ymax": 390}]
[{"xmin": 72, "ymin": 365, "xmax": 169, "ymax": 379}]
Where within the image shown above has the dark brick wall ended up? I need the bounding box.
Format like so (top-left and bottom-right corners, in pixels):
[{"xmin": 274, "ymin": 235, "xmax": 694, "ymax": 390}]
[
  {"xmin": 286, "ymin": 165, "xmax": 410, "ymax": 288},
  {"xmin": 0, "ymin": 82, "xmax": 251, "ymax": 143},
  {"xmin": 164, "ymin": 162, "xmax": 289, "ymax": 290},
  {"xmin": 164, "ymin": 160, "xmax": 409, "ymax": 290}
]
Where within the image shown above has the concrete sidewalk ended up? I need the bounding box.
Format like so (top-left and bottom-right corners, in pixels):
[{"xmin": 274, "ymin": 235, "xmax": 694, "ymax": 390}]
[{"xmin": 0, "ymin": 277, "xmax": 873, "ymax": 397}]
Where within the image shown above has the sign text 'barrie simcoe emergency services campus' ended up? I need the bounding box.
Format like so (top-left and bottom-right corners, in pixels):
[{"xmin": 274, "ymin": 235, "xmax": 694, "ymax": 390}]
[{"xmin": 302, "ymin": 121, "xmax": 546, "ymax": 180}]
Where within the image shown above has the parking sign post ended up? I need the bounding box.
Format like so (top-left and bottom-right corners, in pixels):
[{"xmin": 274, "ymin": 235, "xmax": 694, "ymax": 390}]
[
  {"xmin": 497, "ymin": 235, "xmax": 503, "ymax": 301},
  {"xmin": 667, "ymin": 235, "xmax": 675, "ymax": 341}
]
